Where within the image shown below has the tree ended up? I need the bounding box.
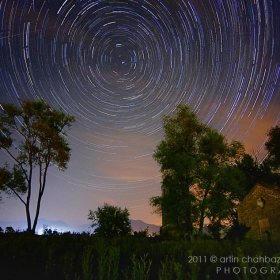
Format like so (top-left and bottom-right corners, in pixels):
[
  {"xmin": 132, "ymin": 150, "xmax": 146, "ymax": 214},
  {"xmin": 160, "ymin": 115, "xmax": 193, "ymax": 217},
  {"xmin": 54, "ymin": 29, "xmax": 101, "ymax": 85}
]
[
  {"xmin": 236, "ymin": 153, "xmax": 280, "ymax": 195},
  {"xmin": 225, "ymin": 211, "xmax": 250, "ymax": 241},
  {"xmin": 5, "ymin": 226, "xmax": 15, "ymax": 234},
  {"xmin": 151, "ymin": 105, "xmax": 205, "ymax": 235},
  {"xmin": 194, "ymin": 130, "xmax": 245, "ymax": 236},
  {"xmin": 235, "ymin": 154, "xmax": 264, "ymax": 194},
  {"xmin": 88, "ymin": 203, "xmax": 132, "ymax": 237},
  {"xmin": 150, "ymin": 105, "xmax": 246, "ymax": 237},
  {"xmin": 0, "ymin": 99, "xmax": 75, "ymax": 233},
  {"xmin": 235, "ymin": 125, "xmax": 280, "ymax": 192},
  {"xmin": 265, "ymin": 125, "xmax": 280, "ymax": 171}
]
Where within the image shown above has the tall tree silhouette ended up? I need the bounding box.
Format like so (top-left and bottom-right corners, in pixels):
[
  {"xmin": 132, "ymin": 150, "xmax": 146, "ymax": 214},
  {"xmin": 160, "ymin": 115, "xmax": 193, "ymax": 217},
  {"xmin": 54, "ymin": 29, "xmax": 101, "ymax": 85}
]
[
  {"xmin": 0, "ymin": 99, "xmax": 75, "ymax": 233},
  {"xmin": 150, "ymin": 105, "xmax": 246, "ymax": 237}
]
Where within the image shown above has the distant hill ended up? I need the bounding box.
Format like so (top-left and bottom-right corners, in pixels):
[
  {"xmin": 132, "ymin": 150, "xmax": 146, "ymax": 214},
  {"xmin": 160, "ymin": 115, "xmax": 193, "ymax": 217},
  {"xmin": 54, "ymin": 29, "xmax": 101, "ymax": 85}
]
[
  {"xmin": 0, "ymin": 218, "xmax": 161, "ymax": 235},
  {"xmin": 130, "ymin": 219, "xmax": 161, "ymax": 234}
]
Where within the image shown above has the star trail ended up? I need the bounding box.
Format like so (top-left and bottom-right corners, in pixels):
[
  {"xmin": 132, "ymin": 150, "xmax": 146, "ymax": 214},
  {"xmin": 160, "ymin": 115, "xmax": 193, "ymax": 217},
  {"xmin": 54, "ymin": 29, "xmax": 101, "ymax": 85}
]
[{"xmin": 0, "ymin": 0, "xmax": 279, "ymax": 226}]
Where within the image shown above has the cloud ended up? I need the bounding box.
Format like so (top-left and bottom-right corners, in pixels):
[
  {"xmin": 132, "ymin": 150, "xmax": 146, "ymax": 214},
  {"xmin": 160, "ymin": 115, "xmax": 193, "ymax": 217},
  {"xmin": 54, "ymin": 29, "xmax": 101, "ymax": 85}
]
[{"xmin": 90, "ymin": 194, "xmax": 118, "ymax": 206}]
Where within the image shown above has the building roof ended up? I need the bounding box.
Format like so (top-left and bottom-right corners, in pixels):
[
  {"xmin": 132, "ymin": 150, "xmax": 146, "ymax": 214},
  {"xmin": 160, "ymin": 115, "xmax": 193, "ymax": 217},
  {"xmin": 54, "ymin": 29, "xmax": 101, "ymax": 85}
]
[{"xmin": 239, "ymin": 182, "xmax": 280, "ymax": 207}]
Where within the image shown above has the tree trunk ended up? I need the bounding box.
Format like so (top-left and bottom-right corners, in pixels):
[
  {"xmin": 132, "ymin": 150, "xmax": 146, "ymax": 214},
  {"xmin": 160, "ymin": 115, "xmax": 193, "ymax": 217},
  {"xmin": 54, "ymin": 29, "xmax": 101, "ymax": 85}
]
[
  {"xmin": 178, "ymin": 183, "xmax": 193, "ymax": 235},
  {"xmin": 25, "ymin": 203, "xmax": 32, "ymax": 233},
  {"xmin": 184, "ymin": 185, "xmax": 194, "ymax": 235},
  {"xmin": 32, "ymin": 163, "xmax": 48, "ymax": 233},
  {"xmin": 185, "ymin": 202, "xmax": 193, "ymax": 235},
  {"xmin": 25, "ymin": 175, "xmax": 33, "ymax": 233},
  {"xmin": 198, "ymin": 187, "xmax": 210, "ymax": 236},
  {"xmin": 32, "ymin": 192, "xmax": 43, "ymax": 233}
]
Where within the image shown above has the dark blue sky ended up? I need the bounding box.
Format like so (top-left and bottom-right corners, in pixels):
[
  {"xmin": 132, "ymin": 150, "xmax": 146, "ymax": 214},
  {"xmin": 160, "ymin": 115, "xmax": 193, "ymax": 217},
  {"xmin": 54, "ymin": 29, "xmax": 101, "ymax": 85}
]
[{"xmin": 0, "ymin": 0, "xmax": 279, "ymax": 227}]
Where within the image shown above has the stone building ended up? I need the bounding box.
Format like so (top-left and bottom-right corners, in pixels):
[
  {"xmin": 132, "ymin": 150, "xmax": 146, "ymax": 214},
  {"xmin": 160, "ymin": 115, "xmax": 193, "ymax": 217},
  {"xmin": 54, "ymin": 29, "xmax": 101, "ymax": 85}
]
[{"xmin": 238, "ymin": 183, "xmax": 280, "ymax": 240}]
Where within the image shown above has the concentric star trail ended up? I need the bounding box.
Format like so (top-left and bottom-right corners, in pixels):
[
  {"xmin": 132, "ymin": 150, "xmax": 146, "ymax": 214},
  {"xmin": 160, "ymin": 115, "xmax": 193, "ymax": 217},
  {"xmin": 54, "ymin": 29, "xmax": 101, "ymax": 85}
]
[{"xmin": 0, "ymin": 0, "xmax": 279, "ymax": 225}]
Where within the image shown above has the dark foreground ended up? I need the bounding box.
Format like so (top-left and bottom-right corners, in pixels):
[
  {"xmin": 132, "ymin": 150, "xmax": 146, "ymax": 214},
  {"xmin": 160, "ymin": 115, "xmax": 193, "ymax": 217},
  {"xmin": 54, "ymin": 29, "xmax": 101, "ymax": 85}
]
[{"xmin": 0, "ymin": 233, "xmax": 279, "ymax": 280}]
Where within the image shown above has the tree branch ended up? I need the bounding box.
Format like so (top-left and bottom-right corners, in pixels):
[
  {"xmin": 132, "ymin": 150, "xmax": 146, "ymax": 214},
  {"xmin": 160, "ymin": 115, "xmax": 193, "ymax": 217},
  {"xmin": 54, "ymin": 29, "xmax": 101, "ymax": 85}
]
[{"xmin": 6, "ymin": 186, "xmax": 26, "ymax": 206}]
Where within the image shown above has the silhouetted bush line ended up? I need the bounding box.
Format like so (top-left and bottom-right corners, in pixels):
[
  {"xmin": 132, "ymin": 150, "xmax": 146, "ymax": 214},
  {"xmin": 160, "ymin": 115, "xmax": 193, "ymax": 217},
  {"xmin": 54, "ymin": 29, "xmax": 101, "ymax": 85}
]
[{"xmin": 0, "ymin": 233, "xmax": 279, "ymax": 279}]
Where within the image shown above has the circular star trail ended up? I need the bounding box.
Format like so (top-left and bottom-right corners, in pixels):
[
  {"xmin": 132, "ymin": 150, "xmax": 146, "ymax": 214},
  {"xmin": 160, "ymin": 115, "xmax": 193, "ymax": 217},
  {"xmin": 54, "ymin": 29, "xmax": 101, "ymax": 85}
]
[{"xmin": 0, "ymin": 0, "xmax": 279, "ymax": 225}]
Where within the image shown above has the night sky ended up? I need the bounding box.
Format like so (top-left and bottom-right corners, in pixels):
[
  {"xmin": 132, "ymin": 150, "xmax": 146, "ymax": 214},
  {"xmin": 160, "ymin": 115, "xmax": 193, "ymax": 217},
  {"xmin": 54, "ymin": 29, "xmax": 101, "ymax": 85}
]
[{"xmin": 0, "ymin": 0, "xmax": 279, "ymax": 227}]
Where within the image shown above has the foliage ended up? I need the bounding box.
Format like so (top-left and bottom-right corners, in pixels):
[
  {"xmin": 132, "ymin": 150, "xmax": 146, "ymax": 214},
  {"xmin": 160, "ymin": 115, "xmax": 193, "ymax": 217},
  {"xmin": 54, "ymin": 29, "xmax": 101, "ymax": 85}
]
[
  {"xmin": 4, "ymin": 226, "xmax": 15, "ymax": 234},
  {"xmin": 265, "ymin": 125, "xmax": 280, "ymax": 171},
  {"xmin": 0, "ymin": 234, "xmax": 279, "ymax": 279},
  {"xmin": 127, "ymin": 253, "xmax": 152, "ymax": 280},
  {"xmin": 150, "ymin": 105, "xmax": 246, "ymax": 236},
  {"xmin": 82, "ymin": 246, "xmax": 94, "ymax": 280},
  {"xmin": 236, "ymin": 154, "xmax": 266, "ymax": 194},
  {"xmin": 0, "ymin": 99, "xmax": 75, "ymax": 233},
  {"xmin": 43, "ymin": 225, "xmax": 60, "ymax": 236},
  {"xmin": 225, "ymin": 213, "xmax": 251, "ymax": 241},
  {"xmin": 133, "ymin": 227, "xmax": 150, "ymax": 237},
  {"xmin": 158, "ymin": 256, "xmax": 185, "ymax": 280},
  {"xmin": 0, "ymin": 164, "xmax": 27, "ymax": 200},
  {"xmin": 236, "ymin": 153, "xmax": 280, "ymax": 195},
  {"xmin": 88, "ymin": 203, "xmax": 132, "ymax": 237},
  {"xmin": 95, "ymin": 242, "xmax": 120, "ymax": 280}
]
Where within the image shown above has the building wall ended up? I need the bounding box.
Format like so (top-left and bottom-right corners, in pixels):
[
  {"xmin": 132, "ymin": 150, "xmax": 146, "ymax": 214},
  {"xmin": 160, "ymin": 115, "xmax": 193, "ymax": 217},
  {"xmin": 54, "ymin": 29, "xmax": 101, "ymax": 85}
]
[{"xmin": 238, "ymin": 183, "xmax": 280, "ymax": 240}]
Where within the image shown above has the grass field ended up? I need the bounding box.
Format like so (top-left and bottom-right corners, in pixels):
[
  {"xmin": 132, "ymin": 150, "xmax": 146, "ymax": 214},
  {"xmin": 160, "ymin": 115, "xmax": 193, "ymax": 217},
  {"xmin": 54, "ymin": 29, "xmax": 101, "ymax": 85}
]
[{"xmin": 0, "ymin": 232, "xmax": 279, "ymax": 280}]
